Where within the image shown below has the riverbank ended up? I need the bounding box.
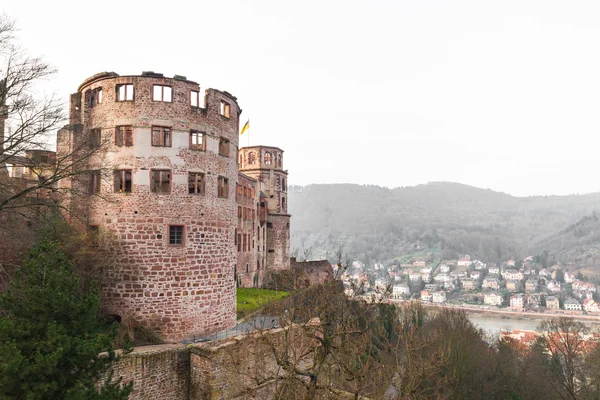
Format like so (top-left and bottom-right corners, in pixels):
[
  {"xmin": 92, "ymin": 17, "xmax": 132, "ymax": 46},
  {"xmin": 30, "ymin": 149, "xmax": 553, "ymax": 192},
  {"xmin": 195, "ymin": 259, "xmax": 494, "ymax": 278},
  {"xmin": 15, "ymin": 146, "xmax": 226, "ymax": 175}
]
[{"xmin": 388, "ymin": 298, "xmax": 600, "ymax": 324}]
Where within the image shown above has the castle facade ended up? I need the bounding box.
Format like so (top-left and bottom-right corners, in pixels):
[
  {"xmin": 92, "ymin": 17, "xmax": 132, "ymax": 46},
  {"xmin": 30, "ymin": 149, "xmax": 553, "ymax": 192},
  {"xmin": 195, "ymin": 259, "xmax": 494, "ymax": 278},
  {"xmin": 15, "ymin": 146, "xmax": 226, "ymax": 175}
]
[{"xmin": 42, "ymin": 71, "xmax": 290, "ymax": 341}]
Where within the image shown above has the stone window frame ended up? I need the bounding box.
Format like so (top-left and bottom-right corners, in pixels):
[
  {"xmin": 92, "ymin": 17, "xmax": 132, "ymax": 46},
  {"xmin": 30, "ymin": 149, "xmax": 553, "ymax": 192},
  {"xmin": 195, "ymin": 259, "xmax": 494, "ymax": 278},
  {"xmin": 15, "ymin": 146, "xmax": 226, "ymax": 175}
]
[
  {"xmin": 247, "ymin": 151, "xmax": 256, "ymax": 165},
  {"xmin": 151, "ymin": 126, "xmax": 172, "ymax": 147},
  {"xmin": 220, "ymin": 101, "xmax": 230, "ymax": 118},
  {"xmin": 152, "ymin": 84, "xmax": 172, "ymax": 103},
  {"xmin": 217, "ymin": 176, "xmax": 229, "ymax": 199},
  {"xmin": 190, "ymin": 90, "xmax": 202, "ymax": 108},
  {"xmin": 150, "ymin": 169, "xmax": 171, "ymax": 194},
  {"xmin": 115, "ymin": 125, "xmax": 134, "ymax": 147},
  {"xmin": 218, "ymin": 137, "xmax": 230, "ymax": 157},
  {"xmin": 88, "ymin": 170, "xmax": 102, "ymax": 194},
  {"xmin": 168, "ymin": 225, "xmax": 185, "ymax": 247},
  {"xmin": 89, "ymin": 87, "xmax": 102, "ymax": 108},
  {"xmin": 188, "ymin": 172, "xmax": 205, "ymax": 195},
  {"xmin": 189, "ymin": 130, "xmax": 205, "ymax": 151},
  {"xmin": 113, "ymin": 169, "xmax": 133, "ymax": 193},
  {"xmin": 115, "ymin": 83, "xmax": 134, "ymax": 102},
  {"xmin": 264, "ymin": 151, "xmax": 272, "ymax": 165}
]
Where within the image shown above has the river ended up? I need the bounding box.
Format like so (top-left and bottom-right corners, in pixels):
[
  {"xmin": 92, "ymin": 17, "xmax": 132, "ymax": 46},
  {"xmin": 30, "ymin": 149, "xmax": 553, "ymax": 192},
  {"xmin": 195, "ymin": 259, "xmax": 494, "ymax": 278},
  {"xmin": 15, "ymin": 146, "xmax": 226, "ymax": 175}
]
[{"xmin": 468, "ymin": 313, "xmax": 600, "ymax": 337}]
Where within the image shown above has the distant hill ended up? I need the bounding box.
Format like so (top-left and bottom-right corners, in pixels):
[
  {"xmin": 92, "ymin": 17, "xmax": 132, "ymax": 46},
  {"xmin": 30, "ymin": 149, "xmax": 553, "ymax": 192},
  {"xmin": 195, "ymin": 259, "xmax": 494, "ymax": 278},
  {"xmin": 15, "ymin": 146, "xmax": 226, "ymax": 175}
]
[{"xmin": 288, "ymin": 182, "xmax": 600, "ymax": 273}]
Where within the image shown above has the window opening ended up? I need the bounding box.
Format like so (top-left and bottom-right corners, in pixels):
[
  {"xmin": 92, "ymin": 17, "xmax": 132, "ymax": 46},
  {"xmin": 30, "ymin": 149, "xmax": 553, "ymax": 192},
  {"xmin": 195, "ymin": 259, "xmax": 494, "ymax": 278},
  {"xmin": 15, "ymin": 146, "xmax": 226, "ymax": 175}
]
[
  {"xmin": 151, "ymin": 126, "xmax": 171, "ymax": 147},
  {"xmin": 114, "ymin": 169, "xmax": 132, "ymax": 193},
  {"xmin": 116, "ymin": 84, "xmax": 134, "ymax": 101},
  {"xmin": 151, "ymin": 170, "xmax": 171, "ymax": 193},
  {"xmin": 153, "ymin": 85, "xmax": 172, "ymax": 102}
]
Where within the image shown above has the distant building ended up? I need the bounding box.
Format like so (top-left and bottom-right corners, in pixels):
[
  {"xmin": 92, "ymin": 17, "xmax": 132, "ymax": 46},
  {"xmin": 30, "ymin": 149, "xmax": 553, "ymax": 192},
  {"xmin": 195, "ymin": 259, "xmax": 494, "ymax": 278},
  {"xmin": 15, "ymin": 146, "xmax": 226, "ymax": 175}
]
[
  {"xmin": 432, "ymin": 291, "xmax": 447, "ymax": 304},
  {"xmin": 506, "ymin": 280, "xmax": 522, "ymax": 293},
  {"xmin": 564, "ymin": 272, "xmax": 576, "ymax": 284},
  {"xmin": 564, "ymin": 298, "xmax": 582, "ymax": 311},
  {"xmin": 573, "ymin": 280, "xmax": 597, "ymax": 292},
  {"xmin": 409, "ymin": 273, "xmax": 422, "ymax": 282},
  {"xmin": 434, "ymin": 273, "xmax": 451, "ymax": 283},
  {"xmin": 502, "ymin": 269, "xmax": 523, "ymax": 281},
  {"xmin": 510, "ymin": 294, "xmax": 524, "ymax": 309},
  {"xmin": 546, "ymin": 296, "xmax": 560, "ymax": 310},
  {"xmin": 525, "ymin": 279, "xmax": 538, "ymax": 293},
  {"xmin": 488, "ymin": 266, "xmax": 500, "ymax": 275},
  {"xmin": 412, "ymin": 259, "xmax": 427, "ymax": 268},
  {"xmin": 420, "ymin": 290, "xmax": 433, "ymax": 302},
  {"xmin": 461, "ymin": 278, "xmax": 479, "ymax": 291},
  {"xmin": 547, "ymin": 280, "xmax": 562, "ymax": 293},
  {"xmin": 470, "ymin": 270, "xmax": 482, "ymax": 280},
  {"xmin": 583, "ymin": 298, "xmax": 600, "ymax": 313},
  {"xmin": 440, "ymin": 265, "xmax": 451, "ymax": 273},
  {"xmin": 482, "ymin": 277, "xmax": 500, "ymax": 290},
  {"xmin": 457, "ymin": 255, "xmax": 471, "ymax": 267},
  {"xmin": 392, "ymin": 284, "xmax": 410, "ymax": 298},
  {"xmin": 484, "ymin": 292, "xmax": 504, "ymax": 306},
  {"xmin": 424, "ymin": 283, "xmax": 440, "ymax": 291}
]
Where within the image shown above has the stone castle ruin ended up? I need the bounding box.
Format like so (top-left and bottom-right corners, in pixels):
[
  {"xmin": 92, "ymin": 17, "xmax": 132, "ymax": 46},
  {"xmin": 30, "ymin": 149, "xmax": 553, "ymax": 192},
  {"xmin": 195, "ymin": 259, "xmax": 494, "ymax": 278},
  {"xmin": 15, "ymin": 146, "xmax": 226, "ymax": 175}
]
[{"xmin": 3, "ymin": 71, "xmax": 291, "ymax": 342}]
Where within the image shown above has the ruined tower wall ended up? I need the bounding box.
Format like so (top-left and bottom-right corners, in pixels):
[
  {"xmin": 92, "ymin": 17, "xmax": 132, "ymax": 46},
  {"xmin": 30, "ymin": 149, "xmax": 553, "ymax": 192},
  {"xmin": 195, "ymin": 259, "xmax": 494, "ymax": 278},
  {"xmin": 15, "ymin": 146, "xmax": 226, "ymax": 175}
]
[
  {"xmin": 238, "ymin": 146, "xmax": 290, "ymax": 272},
  {"xmin": 68, "ymin": 72, "xmax": 241, "ymax": 341}
]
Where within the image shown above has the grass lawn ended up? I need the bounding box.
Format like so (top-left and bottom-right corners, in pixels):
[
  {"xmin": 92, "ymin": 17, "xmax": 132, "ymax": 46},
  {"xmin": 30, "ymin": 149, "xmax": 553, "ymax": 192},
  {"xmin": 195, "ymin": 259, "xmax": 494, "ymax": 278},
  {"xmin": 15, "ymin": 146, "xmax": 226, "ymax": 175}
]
[{"xmin": 237, "ymin": 288, "xmax": 289, "ymax": 319}]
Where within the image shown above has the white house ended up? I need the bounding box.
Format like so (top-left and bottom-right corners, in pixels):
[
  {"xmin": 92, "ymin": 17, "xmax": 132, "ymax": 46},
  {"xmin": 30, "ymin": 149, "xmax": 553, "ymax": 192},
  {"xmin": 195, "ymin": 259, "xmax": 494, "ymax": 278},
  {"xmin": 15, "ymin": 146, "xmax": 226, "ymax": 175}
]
[
  {"xmin": 457, "ymin": 255, "xmax": 471, "ymax": 267},
  {"xmin": 484, "ymin": 292, "xmax": 504, "ymax": 306},
  {"xmin": 583, "ymin": 298, "xmax": 600, "ymax": 312},
  {"xmin": 440, "ymin": 264, "xmax": 451, "ymax": 273},
  {"xmin": 392, "ymin": 284, "xmax": 410, "ymax": 299},
  {"xmin": 564, "ymin": 298, "xmax": 582, "ymax": 311},
  {"xmin": 510, "ymin": 294, "xmax": 524, "ymax": 309}
]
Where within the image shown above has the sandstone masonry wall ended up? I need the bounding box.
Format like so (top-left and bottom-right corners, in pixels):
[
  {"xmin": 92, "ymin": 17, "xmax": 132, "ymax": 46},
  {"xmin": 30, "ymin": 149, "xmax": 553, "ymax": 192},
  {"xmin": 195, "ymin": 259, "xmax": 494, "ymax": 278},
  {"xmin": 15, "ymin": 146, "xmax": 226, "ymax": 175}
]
[
  {"xmin": 109, "ymin": 344, "xmax": 190, "ymax": 400},
  {"xmin": 58, "ymin": 72, "xmax": 241, "ymax": 341}
]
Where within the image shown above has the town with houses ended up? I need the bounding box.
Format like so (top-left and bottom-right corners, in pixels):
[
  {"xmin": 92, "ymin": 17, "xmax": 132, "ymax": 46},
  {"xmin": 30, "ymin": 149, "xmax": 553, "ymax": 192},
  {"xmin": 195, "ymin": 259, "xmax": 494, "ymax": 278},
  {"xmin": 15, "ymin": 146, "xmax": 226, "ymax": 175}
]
[{"xmin": 339, "ymin": 254, "xmax": 600, "ymax": 315}]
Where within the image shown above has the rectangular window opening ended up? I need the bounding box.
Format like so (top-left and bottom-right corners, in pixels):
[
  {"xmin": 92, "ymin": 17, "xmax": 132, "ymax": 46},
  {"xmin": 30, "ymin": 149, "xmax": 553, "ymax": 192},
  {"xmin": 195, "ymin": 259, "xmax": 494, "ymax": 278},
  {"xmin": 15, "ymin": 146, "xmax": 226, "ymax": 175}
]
[
  {"xmin": 151, "ymin": 126, "xmax": 172, "ymax": 147},
  {"xmin": 218, "ymin": 176, "xmax": 229, "ymax": 198},
  {"xmin": 168, "ymin": 225, "xmax": 184, "ymax": 246},
  {"xmin": 151, "ymin": 170, "xmax": 171, "ymax": 194},
  {"xmin": 115, "ymin": 126, "xmax": 133, "ymax": 147},
  {"xmin": 188, "ymin": 172, "xmax": 205, "ymax": 195},
  {"xmin": 153, "ymin": 85, "xmax": 172, "ymax": 102},
  {"xmin": 220, "ymin": 101, "xmax": 230, "ymax": 118},
  {"xmin": 190, "ymin": 130, "xmax": 205, "ymax": 150},
  {"xmin": 88, "ymin": 170, "xmax": 101, "ymax": 194},
  {"xmin": 114, "ymin": 169, "xmax": 132, "ymax": 193},
  {"xmin": 116, "ymin": 84, "xmax": 134, "ymax": 101},
  {"xmin": 191, "ymin": 90, "xmax": 200, "ymax": 107},
  {"xmin": 219, "ymin": 138, "xmax": 230, "ymax": 157}
]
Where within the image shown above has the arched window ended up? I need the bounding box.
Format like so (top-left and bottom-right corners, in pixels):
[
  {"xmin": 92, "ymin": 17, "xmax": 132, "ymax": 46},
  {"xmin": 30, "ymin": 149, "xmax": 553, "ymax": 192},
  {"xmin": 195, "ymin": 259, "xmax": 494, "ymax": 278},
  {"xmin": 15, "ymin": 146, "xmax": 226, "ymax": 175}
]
[
  {"xmin": 277, "ymin": 153, "xmax": 282, "ymax": 167},
  {"xmin": 282, "ymin": 178, "xmax": 286, "ymax": 192},
  {"xmin": 282, "ymin": 197, "xmax": 286, "ymax": 211},
  {"xmin": 248, "ymin": 151, "xmax": 256, "ymax": 164},
  {"xmin": 264, "ymin": 152, "xmax": 272, "ymax": 165},
  {"xmin": 239, "ymin": 153, "xmax": 243, "ymax": 165}
]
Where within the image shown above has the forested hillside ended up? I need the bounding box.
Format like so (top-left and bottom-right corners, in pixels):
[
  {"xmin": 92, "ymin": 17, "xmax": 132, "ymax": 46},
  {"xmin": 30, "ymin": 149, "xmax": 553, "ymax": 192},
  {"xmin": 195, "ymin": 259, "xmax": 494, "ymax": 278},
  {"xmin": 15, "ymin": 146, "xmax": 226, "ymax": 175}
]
[{"xmin": 288, "ymin": 182, "xmax": 600, "ymax": 271}]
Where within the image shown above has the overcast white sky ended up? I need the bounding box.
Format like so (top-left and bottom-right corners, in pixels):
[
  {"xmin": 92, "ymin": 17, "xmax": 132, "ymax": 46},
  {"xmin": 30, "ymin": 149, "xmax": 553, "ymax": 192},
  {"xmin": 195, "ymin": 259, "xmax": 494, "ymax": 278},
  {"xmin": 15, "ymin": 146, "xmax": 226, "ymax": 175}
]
[{"xmin": 3, "ymin": 0, "xmax": 600, "ymax": 196}]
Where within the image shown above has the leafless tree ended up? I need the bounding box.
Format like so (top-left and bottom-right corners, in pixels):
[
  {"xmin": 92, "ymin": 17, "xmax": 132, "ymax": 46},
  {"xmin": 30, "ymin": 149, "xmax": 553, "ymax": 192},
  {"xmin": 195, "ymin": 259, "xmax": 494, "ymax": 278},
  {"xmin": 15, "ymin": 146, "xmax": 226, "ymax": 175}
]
[
  {"xmin": 536, "ymin": 318, "xmax": 597, "ymax": 400},
  {"xmin": 0, "ymin": 14, "xmax": 109, "ymax": 218}
]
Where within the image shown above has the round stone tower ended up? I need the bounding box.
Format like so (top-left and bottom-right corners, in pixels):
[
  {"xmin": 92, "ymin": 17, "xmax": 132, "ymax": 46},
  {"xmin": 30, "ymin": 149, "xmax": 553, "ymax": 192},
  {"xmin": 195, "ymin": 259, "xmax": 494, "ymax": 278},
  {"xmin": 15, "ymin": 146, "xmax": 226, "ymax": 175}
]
[
  {"xmin": 62, "ymin": 71, "xmax": 241, "ymax": 341},
  {"xmin": 238, "ymin": 146, "xmax": 290, "ymax": 271}
]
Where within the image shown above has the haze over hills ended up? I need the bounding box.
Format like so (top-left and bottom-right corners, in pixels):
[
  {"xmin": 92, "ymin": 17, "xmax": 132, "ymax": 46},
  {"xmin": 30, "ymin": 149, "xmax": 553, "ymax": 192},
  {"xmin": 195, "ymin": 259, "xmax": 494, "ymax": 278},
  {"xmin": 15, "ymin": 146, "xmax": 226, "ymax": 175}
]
[{"xmin": 288, "ymin": 182, "xmax": 600, "ymax": 275}]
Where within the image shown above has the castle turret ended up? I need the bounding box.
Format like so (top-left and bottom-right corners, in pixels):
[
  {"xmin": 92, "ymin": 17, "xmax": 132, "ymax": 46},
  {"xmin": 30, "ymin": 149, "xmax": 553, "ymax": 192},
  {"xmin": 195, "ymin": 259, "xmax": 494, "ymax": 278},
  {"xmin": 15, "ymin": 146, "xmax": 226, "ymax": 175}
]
[
  {"xmin": 59, "ymin": 71, "xmax": 241, "ymax": 341},
  {"xmin": 238, "ymin": 146, "xmax": 290, "ymax": 271}
]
